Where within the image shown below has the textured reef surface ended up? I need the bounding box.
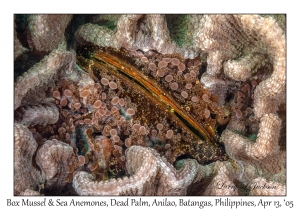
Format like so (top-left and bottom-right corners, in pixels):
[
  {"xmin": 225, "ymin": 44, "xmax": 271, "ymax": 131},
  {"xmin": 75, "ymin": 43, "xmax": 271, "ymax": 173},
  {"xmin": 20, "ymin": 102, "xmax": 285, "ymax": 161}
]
[{"xmin": 14, "ymin": 14, "xmax": 286, "ymax": 196}]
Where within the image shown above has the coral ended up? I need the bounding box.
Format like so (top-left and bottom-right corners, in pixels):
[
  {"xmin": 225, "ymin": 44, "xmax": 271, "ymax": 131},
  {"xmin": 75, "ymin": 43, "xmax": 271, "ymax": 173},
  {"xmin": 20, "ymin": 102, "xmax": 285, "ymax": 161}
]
[
  {"xmin": 75, "ymin": 23, "xmax": 118, "ymax": 48},
  {"xmin": 73, "ymin": 146, "xmax": 211, "ymax": 195},
  {"xmin": 14, "ymin": 49, "xmax": 76, "ymax": 110},
  {"xmin": 193, "ymin": 15, "xmax": 286, "ymax": 195},
  {"xmin": 261, "ymin": 14, "xmax": 286, "ymax": 32},
  {"xmin": 14, "ymin": 14, "xmax": 286, "ymax": 196},
  {"xmin": 14, "ymin": 123, "xmax": 42, "ymax": 195},
  {"xmin": 224, "ymin": 113, "xmax": 281, "ymax": 160},
  {"xmin": 196, "ymin": 15, "xmax": 286, "ymax": 119},
  {"xmin": 76, "ymin": 14, "xmax": 204, "ymax": 59},
  {"xmin": 36, "ymin": 139, "xmax": 78, "ymax": 189},
  {"xmin": 221, "ymin": 114, "xmax": 286, "ymax": 181},
  {"xmin": 19, "ymin": 189, "xmax": 41, "ymax": 196},
  {"xmin": 223, "ymin": 53, "xmax": 266, "ymax": 82},
  {"xmin": 26, "ymin": 14, "xmax": 73, "ymax": 56},
  {"xmin": 15, "ymin": 103, "xmax": 59, "ymax": 126},
  {"xmin": 212, "ymin": 113, "xmax": 286, "ymax": 195},
  {"xmin": 204, "ymin": 161, "xmax": 238, "ymax": 196}
]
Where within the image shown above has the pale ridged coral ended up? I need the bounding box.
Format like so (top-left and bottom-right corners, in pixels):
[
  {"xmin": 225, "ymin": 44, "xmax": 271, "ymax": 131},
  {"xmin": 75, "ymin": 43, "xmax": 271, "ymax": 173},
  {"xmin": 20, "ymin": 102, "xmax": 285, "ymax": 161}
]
[
  {"xmin": 14, "ymin": 123, "xmax": 42, "ymax": 195},
  {"xmin": 224, "ymin": 113, "xmax": 281, "ymax": 160},
  {"xmin": 36, "ymin": 139, "xmax": 78, "ymax": 189},
  {"xmin": 261, "ymin": 15, "xmax": 286, "ymax": 32},
  {"xmin": 76, "ymin": 14, "xmax": 204, "ymax": 59},
  {"xmin": 214, "ymin": 113, "xmax": 286, "ymax": 195},
  {"xmin": 73, "ymin": 146, "xmax": 210, "ymax": 195},
  {"xmin": 204, "ymin": 161, "xmax": 238, "ymax": 196},
  {"xmin": 19, "ymin": 189, "xmax": 41, "ymax": 196},
  {"xmin": 196, "ymin": 15, "xmax": 286, "ymax": 119},
  {"xmin": 197, "ymin": 15, "xmax": 268, "ymax": 77},
  {"xmin": 241, "ymin": 15, "xmax": 286, "ymax": 119},
  {"xmin": 75, "ymin": 23, "xmax": 118, "ymax": 48},
  {"xmin": 14, "ymin": 49, "xmax": 75, "ymax": 109},
  {"xmin": 166, "ymin": 15, "xmax": 204, "ymax": 58},
  {"xmin": 193, "ymin": 15, "xmax": 286, "ymax": 195},
  {"xmin": 116, "ymin": 14, "xmax": 145, "ymax": 50},
  {"xmin": 26, "ymin": 14, "xmax": 73, "ymax": 55},
  {"xmin": 206, "ymin": 161, "xmax": 285, "ymax": 195},
  {"xmin": 224, "ymin": 53, "xmax": 266, "ymax": 82},
  {"xmin": 15, "ymin": 103, "xmax": 59, "ymax": 126},
  {"xmin": 222, "ymin": 115, "xmax": 286, "ymax": 183}
]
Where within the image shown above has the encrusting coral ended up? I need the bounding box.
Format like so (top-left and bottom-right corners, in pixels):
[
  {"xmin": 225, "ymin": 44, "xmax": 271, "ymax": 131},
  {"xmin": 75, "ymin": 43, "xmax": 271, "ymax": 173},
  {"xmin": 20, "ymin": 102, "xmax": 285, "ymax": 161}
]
[
  {"xmin": 26, "ymin": 14, "xmax": 73, "ymax": 56},
  {"xmin": 15, "ymin": 103, "xmax": 59, "ymax": 126},
  {"xmin": 36, "ymin": 139, "xmax": 78, "ymax": 190},
  {"xmin": 14, "ymin": 14, "xmax": 286, "ymax": 196},
  {"xmin": 204, "ymin": 161, "xmax": 238, "ymax": 196},
  {"xmin": 195, "ymin": 15, "xmax": 286, "ymax": 195},
  {"xmin": 14, "ymin": 49, "xmax": 76, "ymax": 110},
  {"xmin": 196, "ymin": 15, "xmax": 286, "ymax": 119},
  {"xmin": 73, "ymin": 146, "xmax": 213, "ymax": 195},
  {"xmin": 76, "ymin": 14, "xmax": 204, "ymax": 59},
  {"xmin": 14, "ymin": 123, "xmax": 42, "ymax": 195}
]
